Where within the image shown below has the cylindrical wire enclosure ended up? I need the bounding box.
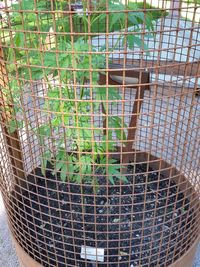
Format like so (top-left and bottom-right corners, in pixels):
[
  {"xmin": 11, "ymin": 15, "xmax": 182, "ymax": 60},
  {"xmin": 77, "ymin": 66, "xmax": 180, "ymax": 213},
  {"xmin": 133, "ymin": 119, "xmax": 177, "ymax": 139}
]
[{"xmin": 0, "ymin": 1, "xmax": 199, "ymax": 267}]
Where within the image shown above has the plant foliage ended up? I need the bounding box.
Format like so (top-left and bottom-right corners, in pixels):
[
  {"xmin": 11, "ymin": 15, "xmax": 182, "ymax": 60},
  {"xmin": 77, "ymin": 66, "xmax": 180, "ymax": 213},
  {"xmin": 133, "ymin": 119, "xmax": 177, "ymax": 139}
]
[{"xmin": 2, "ymin": 0, "xmax": 155, "ymax": 185}]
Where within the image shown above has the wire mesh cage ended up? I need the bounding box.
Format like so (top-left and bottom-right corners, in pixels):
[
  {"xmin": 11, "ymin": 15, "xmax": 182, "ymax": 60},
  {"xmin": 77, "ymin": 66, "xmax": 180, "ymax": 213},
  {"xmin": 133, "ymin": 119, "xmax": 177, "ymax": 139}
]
[{"xmin": 0, "ymin": 0, "xmax": 199, "ymax": 266}]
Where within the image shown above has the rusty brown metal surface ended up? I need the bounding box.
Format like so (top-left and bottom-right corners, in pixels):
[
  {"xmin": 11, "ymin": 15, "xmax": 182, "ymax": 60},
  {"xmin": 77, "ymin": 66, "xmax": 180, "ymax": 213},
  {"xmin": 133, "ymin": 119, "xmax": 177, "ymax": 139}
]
[{"xmin": 0, "ymin": 47, "xmax": 24, "ymax": 185}]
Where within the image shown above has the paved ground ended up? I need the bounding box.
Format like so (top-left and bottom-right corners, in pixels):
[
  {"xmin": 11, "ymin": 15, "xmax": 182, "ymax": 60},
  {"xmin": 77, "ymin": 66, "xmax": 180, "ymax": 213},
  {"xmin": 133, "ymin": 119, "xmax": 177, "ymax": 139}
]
[
  {"xmin": 0, "ymin": 194, "xmax": 20, "ymax": 267},
  {"xmin": 0, "ymin": 193, "xmax": 199, "ymax": 266}
]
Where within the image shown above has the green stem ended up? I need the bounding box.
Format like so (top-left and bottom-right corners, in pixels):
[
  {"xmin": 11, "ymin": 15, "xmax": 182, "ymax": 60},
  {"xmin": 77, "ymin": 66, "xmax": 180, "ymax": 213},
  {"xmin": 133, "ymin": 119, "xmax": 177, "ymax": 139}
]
[
  {"xmin": 44, "ymin": 74, "xmax": 53, "ymax": 91},
  {"xmin": 80, "ymin": 76, "xmax": 86, "ymax": 99}
]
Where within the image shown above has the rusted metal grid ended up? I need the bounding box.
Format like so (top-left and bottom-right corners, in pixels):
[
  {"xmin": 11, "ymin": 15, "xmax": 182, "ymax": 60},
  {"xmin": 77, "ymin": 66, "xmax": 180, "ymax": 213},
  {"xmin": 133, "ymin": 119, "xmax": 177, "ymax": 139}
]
[{"xmin": 0, "ymin": 0, "xmax": 199, "ymax": 266}]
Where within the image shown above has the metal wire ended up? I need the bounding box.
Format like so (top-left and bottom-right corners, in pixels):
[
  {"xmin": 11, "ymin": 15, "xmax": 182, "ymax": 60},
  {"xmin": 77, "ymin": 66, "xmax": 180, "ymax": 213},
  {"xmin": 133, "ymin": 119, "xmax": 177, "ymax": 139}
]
[{"xmin": 0, "ymin": 0, "xmax": 199, "ymax": 266}]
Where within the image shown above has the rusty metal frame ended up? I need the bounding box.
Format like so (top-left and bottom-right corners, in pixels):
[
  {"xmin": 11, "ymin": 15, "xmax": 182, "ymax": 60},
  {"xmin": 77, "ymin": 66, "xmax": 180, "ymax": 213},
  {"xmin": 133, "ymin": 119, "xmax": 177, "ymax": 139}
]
[{"xmin": 0, "ymin": 0, "xmax": 199, "ymax": 266}]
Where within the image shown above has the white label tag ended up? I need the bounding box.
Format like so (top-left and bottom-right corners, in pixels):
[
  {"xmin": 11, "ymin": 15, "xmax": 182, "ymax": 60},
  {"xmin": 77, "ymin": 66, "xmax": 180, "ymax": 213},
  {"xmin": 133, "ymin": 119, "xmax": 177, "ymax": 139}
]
[
  {"xmin": 80, "ymin": 246, "xmax": 105, "ymax": 262},
  {"xmin": 76, "ymin": 8, "xmax": 88, "ymax": 17}
]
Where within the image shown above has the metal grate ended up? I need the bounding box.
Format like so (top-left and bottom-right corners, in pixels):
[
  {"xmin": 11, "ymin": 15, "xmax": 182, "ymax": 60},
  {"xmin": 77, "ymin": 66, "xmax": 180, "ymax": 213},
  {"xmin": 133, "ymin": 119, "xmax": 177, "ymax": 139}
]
[{"xmin": 0, "ymin": 1, "xmax": 199, "ymax": 266}]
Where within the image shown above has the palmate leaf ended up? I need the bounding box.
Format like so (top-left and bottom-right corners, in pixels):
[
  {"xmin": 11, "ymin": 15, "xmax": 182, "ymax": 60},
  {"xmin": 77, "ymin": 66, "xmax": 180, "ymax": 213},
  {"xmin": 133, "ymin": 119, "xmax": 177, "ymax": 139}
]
[
  {"xmin": 90, "ymin": 13, "xmax": 107, "ymax": 33},
  {"xmin": 108, "ymin": 0, "xmax": 127, "ymax": 31},
  {"xmin": 41, "ymin": 150, "xmax": 52, "ymax": 176},
  {"xmin": 100, "ymin": 158, "xmax": 128, "ymax": 185},
  {"xmin": 55, "ymin": 161, "xmax": 65, "ymax": 172},
  {"xmin": 108, "ymin": 165, "xmax": 128, "ymax": 185},
  {"xmin": 55, "ymin": 150, "xmax": 76, "ymax": 182},
  {"xmin": 108, "ymin": 116, "xmax": 127, "ymax": 141},
  {"xmin": 109, "ymin": 12, "xmax": 125, "ymax": 31},
  {"xmin": 100, "ymin": 135, "xmax": 116, "ymax": 152},
  {"xmin": 8, "ymin": 0, "xmax": 157, "ymax": 186},
  {"xmin": 60, "ymin": 163, "xmax": 67, "ymax": 182},
  {"xmin": 80, "ymin": 155, "xmax": 93, "ymax": 176},
  {"xmin": 107, "ymin": 159, "xmax": 128, "ymax": 185},
  {"xmin": 133, "ymin": 12, "xmax": 154, "ymax": 32},
  {"xmin": 69, "ymin": 154, "xmax": 94, "ymax": 184},
  {"xmin": 38, "ymin": 125, "xmax": 51, "ymax": 145},
  {"xmin": 96, "ymin": 0, "xmax": 126, "ymax": 32},
  {"xmin": 77, "ymin": 130, "xmax": 93, "ymax": 151},
  {"xmin": 95, "ymin": 87, "xmax": 122, "ymax": 111},
  {"xmin": 145, "ymin": 14, "xmax": 155, "ymax": 32},
  {"xmin": 44, "ymin": 51, "xmax": 57, "ymax": 68},
  {"xmin": 126, "ymin": 34, "xmax": 149, "ymax": 51},
  {"xmin": 20, "ymin": 51, "xmax": 43, "ymax": 80},
  {"xmin": 128, "ymin": 13, "xmax": 140, "ymax": 27},
  {"xmin": 12, "ymin": 0, "xmax": 34, "ymax": 11},
  {"xmin": 12, "ymin": 0, "xmax": 50, "ymax": 11},
  {"xmin": 77, "ymin": 117, "xmax": 92, "ymax": 152},
  {"xmin": 13, "ymin": 32, "xmax": 25, "ymax": 48}
]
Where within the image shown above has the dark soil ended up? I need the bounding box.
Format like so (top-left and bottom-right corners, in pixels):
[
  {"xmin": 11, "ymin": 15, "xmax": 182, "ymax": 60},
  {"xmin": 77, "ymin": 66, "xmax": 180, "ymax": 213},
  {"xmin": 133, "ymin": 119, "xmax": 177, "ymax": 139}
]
[{"xmin": 11, "ymin": 162, "xmax": 195, "ymax": 267}]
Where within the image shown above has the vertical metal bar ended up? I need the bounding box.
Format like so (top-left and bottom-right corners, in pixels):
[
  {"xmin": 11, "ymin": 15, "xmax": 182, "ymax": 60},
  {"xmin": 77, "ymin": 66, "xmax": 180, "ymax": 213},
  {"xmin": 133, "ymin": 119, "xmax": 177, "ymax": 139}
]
[
  {"xmin": 170, "ymin": 0, "xmax": 181, "ymax": 17},
  {"xmin": 0, "ymin": 47, "xmax": 24, "ymax": 185},
  {"xmin": 122, "ymin": 86, "xmax": 145, "ymax": 163}
]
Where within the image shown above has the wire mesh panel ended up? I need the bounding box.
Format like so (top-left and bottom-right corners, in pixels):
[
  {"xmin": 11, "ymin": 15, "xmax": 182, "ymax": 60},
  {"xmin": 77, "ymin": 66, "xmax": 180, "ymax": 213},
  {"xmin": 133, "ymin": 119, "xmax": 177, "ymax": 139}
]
[{"xmin": 0, "ymin": 0, "xmax": 199, "ymax": 267}]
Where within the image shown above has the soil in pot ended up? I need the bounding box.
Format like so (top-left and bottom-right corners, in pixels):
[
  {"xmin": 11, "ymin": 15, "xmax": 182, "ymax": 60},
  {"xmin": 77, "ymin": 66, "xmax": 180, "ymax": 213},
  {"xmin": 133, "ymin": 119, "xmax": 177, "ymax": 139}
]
[{"xmin": 11, "ymin": 162, "xmax": 195, "ymax": 267}]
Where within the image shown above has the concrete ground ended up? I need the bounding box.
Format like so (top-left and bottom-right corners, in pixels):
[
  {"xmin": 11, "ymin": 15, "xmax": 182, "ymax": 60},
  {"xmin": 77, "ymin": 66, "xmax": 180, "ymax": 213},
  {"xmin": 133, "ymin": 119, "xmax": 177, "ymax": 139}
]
[
  {"xmin": 0, "ymin": 193, "xmax": 199, "ymax": 266},
  {"xmin": 0, "ymin": 194, "xmax": 20, "ymax": 267}
]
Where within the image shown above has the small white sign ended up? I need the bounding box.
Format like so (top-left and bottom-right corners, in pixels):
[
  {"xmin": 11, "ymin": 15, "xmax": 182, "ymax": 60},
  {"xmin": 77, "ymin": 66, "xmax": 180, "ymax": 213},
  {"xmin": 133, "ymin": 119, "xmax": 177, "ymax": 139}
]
[
  {"xmin": 76, "ymin": 8, "xmax": 88, "ymax": 17},
  {"xmin": 80, "ymin": 245, "xmax": 105, "ymax": 262}
]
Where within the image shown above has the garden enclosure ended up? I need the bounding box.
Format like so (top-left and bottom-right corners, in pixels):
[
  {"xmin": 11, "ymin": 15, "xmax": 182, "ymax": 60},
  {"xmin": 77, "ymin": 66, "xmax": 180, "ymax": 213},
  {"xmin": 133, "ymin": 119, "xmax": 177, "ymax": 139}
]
[{"xmin": 0, "ymin": 0, "xmax": 200, "ymax": 266}]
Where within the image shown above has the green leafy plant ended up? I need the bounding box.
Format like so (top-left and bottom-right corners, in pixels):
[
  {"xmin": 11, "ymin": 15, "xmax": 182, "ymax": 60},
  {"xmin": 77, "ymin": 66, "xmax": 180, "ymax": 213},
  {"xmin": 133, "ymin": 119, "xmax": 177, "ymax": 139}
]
[{"xmin": 2, "ymin": 0, "xmax": 155, "ymax": 186}]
